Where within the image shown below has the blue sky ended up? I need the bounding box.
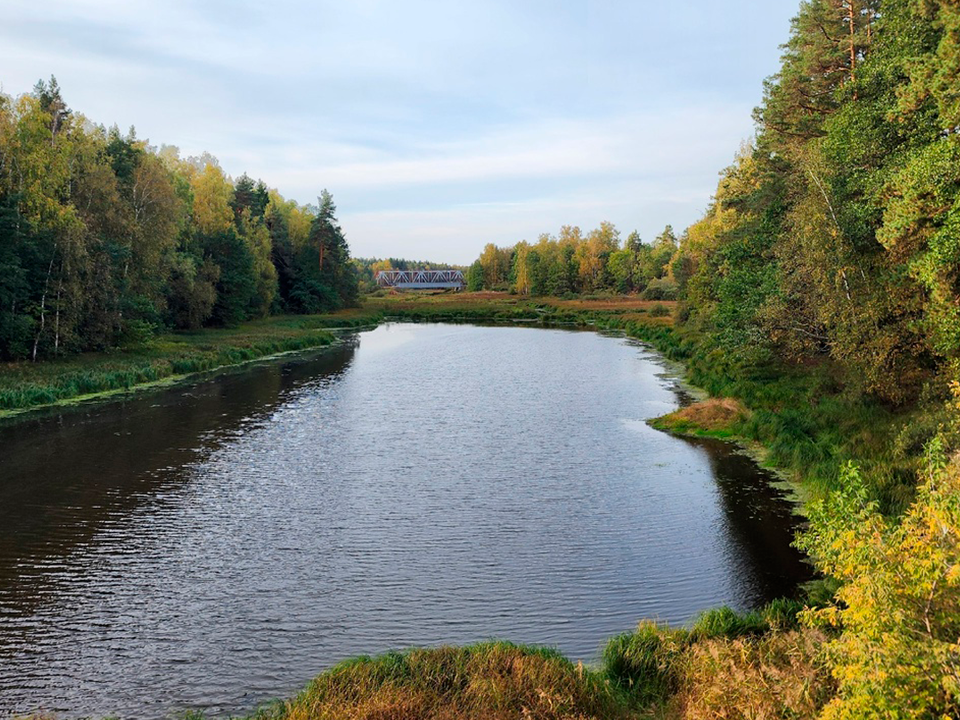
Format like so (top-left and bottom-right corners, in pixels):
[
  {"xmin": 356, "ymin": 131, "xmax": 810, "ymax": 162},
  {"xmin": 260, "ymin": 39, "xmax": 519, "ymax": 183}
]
[{"xmin": 2, "ymin": 1, "xmax": 799, "ymax": 264}]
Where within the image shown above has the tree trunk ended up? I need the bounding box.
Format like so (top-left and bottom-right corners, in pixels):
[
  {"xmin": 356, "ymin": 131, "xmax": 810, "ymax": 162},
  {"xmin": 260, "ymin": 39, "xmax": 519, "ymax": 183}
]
[
  {"xmin": 53, "ymin": 277, "xmax": 62, "ymax": 355},
  {"xmin": 848, "ymin": 0, "xmax": 857, "ymax": 83},
  {"xmin": 32, "ymin": 255, "xmax": 55, "ymax": 362}
]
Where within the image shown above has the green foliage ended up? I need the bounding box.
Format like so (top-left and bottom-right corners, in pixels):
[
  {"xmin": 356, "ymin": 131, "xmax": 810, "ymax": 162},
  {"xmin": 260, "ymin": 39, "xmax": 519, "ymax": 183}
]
[
  {"xmin": 689, "ymin": 607, "xmax": 769, "ymax": 640},
  {"xmin": 602, "ymin": 621, "xmax": 686, "ymax": 706},
  {"xmin": 202, "ymin": 229, "xmax": 258, "ymax": 326},
  {"xmin": 676, "ymin": 0, "xmax": 960, "ymax": 405},
  {"xmin": 465, "ymin": 259, "xmax": 484, "ymax": 292},
  {"xmin": 286, "ymin": 190, "xmax": 358, "ymax": 314},
  {"xmin": 465, "ymin": 222, "xmax": 685, "ymax": 297},
  {"xmin": 0, "ymin": 81, "xmax": 358, "ymax": 361},
  {"xmin": 640, "ymin": 278, "xmax": 678, "ymax": 301}
]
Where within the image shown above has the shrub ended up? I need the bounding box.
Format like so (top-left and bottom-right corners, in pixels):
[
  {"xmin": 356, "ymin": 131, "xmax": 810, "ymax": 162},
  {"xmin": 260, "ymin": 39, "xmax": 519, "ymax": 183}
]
[
  {"xmin": 798, "ymin": 441, "xmax": 960, "ymax": 719},
  {"xmin": 601, "ymin": 621, "xmax": 686, "ymax": 706},
  {"xmin": 640, "ymin": 278, "xmax": 678, "ymax": 301}
]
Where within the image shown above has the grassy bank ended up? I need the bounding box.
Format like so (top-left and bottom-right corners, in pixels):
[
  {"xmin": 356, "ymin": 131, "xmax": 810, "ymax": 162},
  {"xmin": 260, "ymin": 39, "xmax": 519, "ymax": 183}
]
[
  {"xmin": 0, "ymin": 315, "xmax": 353, "ymax": 416},
  {"xmin": 217, "ymin": 601, "xmax": 832, "ymax": 720},
  {"xmin": 0, "ymin": 293, "xmax": 674, "ymax": 417}
]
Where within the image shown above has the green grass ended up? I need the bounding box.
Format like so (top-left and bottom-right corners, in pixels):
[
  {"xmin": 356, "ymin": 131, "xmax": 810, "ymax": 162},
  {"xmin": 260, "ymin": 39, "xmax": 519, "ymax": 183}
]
[
  {"xmin": 599, "ymin": 600, "xmax": 808, "ymax": 711},
  {"xmin": 0, "ymin": 315, "xmax": 350, "ymax": 415}
]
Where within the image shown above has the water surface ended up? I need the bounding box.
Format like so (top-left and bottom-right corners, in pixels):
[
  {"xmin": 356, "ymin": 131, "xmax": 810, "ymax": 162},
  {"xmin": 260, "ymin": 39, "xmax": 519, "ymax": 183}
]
[{"xmin": 0, "ymin": 323, "xmax": 810, "ymax": 718}]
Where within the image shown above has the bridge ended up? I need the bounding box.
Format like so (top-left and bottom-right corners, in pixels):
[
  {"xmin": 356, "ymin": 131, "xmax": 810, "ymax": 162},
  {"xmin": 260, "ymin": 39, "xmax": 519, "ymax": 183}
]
[{"xmin": 375, "ymin": 269, "xmax": 465, "ymax": 290}]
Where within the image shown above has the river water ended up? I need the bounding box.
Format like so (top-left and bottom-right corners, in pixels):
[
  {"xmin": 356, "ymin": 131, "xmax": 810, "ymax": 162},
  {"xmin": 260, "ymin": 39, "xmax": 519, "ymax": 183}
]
[{"xmin": 0, "ymin": 323, "xmax": 810, "ymax": 718}]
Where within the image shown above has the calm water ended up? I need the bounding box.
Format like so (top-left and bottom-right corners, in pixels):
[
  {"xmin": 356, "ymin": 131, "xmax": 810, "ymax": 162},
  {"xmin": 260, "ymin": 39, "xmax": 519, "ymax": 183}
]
[{"xmin": 0, "ymin": 324, "xmax": 810, "ymax": 718}]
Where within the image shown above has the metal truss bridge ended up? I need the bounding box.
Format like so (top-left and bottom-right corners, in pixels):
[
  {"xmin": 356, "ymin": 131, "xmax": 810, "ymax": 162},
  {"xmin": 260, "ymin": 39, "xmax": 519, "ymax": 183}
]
[{"xmin": 375, "ymin": 269, "xmax": 465, "ymax": 290}]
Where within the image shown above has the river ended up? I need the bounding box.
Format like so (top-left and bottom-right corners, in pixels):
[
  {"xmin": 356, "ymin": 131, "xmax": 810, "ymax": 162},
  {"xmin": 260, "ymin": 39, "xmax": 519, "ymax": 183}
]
[{"xmin": 0, "ymin": 323, "xmax": 810, "ymax": 718}]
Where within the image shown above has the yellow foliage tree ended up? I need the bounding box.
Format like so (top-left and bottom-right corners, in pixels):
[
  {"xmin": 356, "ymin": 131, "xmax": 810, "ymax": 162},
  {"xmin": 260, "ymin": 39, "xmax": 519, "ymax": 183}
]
[
  {"xmin": 799, "ymin": 426, "xmax": 960, "ymax": 719},
  {"xmin": 191, "ymin": 163, "xmax": 233, "ymax": 235},
  {"xmin": 512, "ymin": 241, "xmax": 532, "ymax": 295}
]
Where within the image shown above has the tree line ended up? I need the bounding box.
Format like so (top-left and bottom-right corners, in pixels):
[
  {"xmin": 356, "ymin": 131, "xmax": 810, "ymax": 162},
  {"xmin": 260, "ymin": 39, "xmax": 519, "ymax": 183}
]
[
  {"xmin": 0, "ymin": 78, "xmax": 358, "ymax": 361},
  {"xmin": 466, "ymin": 223, "xmax": 681, "ymax": 299},
  {"xmin": 670, "ymin": 0, "xmax": 959, "ymax": 407},
  {"xmin": 674, "ymin": 2, "xmax": 960, "ymax": 716}
]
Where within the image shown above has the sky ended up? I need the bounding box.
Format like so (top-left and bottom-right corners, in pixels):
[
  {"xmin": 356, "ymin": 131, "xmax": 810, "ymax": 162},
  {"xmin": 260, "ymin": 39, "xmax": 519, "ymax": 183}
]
[{"xmin": 1, "ymin": 1, "xmax": 799, "ymax": 264}]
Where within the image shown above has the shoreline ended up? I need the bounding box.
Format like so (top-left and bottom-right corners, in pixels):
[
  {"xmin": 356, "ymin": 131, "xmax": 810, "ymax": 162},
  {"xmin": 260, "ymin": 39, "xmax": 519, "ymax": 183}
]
[
  {"xmin": 0, "ymin": 336, "xmax": 351, "ymax": 422},
  {"xmin": 0, "ymin": 295, "xmax": 672, "ymax": 421},
  {"xmin": 4, "ymin": 293, "xmax": 839, "ymax": 719}
]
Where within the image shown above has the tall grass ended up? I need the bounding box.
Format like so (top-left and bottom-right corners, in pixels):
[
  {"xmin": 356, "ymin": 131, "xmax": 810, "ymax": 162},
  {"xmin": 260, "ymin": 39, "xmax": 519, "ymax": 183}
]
[
  {"xmin": 256, "ymin": 642, "xmax": 630, "ymax": 720},
  {"xmin": 600, "ymin": 601, "xmax": 808, "ymax": 711},
  {"xmin": 602, "ymin": 621, "xmax": 687, "ymax": 707}
]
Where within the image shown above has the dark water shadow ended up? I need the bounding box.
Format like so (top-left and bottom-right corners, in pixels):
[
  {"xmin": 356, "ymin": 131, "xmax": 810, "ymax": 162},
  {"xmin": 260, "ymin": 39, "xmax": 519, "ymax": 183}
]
[{"xmin": 0, "ymin": 341, "xmax": 359, "ymax": 618}]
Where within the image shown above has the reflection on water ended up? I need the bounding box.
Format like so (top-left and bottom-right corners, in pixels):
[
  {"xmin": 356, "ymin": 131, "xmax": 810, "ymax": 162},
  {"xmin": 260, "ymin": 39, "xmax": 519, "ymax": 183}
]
[{"xmin": 0, "ymin": 324, "xmax": 811, "ymax": 718}]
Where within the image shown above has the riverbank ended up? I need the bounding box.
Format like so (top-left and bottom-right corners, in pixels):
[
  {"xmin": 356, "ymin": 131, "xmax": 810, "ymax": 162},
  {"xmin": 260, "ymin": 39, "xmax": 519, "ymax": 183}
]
[
  {"xmin": 0, "ymin": 316, "xmax": 352, "ymax": 418},
  {"xmin": 5, "ymin": 291, "xmax": 922, "ymax": 719},
  {"xmin": 227, "ymin": 602, "xmax": 831, "ymax": 720},
  {"xmin": 0, "ymin": 293, "xmax": 673, "ymax": 418}
]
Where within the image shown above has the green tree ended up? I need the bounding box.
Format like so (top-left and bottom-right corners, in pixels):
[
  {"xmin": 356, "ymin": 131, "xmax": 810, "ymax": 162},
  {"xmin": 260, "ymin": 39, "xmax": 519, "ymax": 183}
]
[{"xmin": 466, "ymin": 260, "xmax": 484, "ymax": 292}]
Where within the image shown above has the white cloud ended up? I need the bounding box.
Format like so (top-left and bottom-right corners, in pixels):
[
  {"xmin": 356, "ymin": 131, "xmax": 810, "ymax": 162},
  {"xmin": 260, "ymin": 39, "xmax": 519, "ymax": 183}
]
[{"xmin": 1, "ymin": 0, "xmax": 799, "ymax": 263}]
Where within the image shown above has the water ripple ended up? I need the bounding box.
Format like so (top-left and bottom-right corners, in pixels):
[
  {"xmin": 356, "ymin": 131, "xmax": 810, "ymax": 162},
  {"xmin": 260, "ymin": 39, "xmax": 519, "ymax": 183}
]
[{"xmin": 0, "ymin": 324, "xmax": 809, "ymax": 718}]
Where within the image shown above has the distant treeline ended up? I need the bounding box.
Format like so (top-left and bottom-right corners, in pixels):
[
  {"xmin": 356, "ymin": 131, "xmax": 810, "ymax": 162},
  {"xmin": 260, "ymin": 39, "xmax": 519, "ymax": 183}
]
[
  {"xmin": 0, "ymin": 78, "xmax": 357, "ymax": 361},
  {"xmin": 354, "ymin": 257, "xmax": 462, "ymax": 293},
  {"xmin": 466, "ymin": 223, "xmax": 681, "ymax": 299}
]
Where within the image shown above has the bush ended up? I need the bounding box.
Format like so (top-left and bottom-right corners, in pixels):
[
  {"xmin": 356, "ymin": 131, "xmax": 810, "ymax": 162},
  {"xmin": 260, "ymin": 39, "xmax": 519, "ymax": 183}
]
[
  {"xmin": 689, "ymin": 606, "xmax": 768, "ymax": 640},
  {"xmin": 640, "ymin": 278, "xmax": 678, "ymax": 301},
  {"xmin": 602, "ymin": 621, "xmax": 686, "ymax": 706},
  {"xmin": 649, "ymin": 303, "xmax": 670, "ymax": 318},
  {"xmin": 798, "ymin": 442, "xmax": 960, "ymax": 719}
]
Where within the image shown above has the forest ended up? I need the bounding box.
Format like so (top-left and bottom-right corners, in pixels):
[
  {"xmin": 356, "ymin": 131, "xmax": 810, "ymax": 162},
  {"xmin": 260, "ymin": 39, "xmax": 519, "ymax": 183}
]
[{"xmin": 0, "ymin": 78, "xmax": 358, "ymax": 362}]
